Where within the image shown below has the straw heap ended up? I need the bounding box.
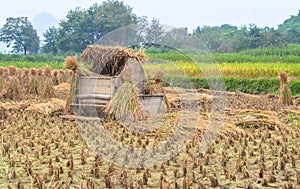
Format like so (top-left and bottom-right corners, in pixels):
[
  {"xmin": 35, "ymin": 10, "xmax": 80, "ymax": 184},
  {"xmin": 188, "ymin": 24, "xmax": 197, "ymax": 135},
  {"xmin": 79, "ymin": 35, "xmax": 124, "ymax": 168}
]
[
  {"xmin": 279, "ymin": 71, "xmax": 293, "ymax": 105},
  {"xmin": 80, "ymin": 45, "xmax": 146, "ymax": 76},
  {"xmin": 105, "ymin": 81, "xmax": 142, "ymax": 120}
]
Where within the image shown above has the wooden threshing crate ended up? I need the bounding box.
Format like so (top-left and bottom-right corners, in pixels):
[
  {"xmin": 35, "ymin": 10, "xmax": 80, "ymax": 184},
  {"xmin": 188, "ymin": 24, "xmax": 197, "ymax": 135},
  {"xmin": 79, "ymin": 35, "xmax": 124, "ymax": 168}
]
[{"xmin": 72, "ymin": 75, "xmax": 164, "ymax": 118}]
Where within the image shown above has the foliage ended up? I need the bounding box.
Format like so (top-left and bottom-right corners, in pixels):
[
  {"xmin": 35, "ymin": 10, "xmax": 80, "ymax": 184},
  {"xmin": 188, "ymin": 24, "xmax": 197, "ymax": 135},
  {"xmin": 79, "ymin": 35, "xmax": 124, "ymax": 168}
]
[
  {"xmin": 44, "ymin": 0, "xmax": 137, "ymax": 54},
  {"xmin": 42, "ymin": 27, "xmax": 58, "ymax": 54},
  {"xmin": 193, "ymin": 23, "xmax": 284, "ymax": 52},
  {"xmin": 145, "ymin": 18, "xmax": 164, "ymax": 43},
  {"xmin": 0, "ymin": 53, "xmax": 65, "ymax": 63},
  {"xmin": 0, "ymin": 17, "xmax": 40, "ymax": 55},
  {"xmin": 0, "ymin": 61, "xmax": 64, "ymax": 69},
  {"xmin": 278, "ymin": 10, "xmax": 300, "ymax": 43},
  {"xmin": 163, "ymin": 76, "xmax": 300, "ymax": 95},
  {"xmin": 146, "ymin": 44, "xmax": 300, "ymax": 63}
]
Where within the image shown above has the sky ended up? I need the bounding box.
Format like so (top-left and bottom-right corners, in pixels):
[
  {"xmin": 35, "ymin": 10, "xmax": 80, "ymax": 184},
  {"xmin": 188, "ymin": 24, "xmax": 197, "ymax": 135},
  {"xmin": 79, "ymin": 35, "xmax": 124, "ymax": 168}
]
[{"xmin": 0, "ymin": 0, "xmax": 300, "ymax": 31}]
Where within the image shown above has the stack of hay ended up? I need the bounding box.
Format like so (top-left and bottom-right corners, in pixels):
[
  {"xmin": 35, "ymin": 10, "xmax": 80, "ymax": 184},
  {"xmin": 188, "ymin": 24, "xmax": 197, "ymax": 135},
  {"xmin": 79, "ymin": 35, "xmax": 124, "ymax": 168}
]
[
  {"xmin": 64, "ymin": 56, "xmax": 78, "ymax": 114},
  {"xmin": 279, "ymin": 72, "xmax": 293, "ymax": 105},
  {"xmin": 80, "ymin": 45, "xmax": 146, "ymax": 76}
]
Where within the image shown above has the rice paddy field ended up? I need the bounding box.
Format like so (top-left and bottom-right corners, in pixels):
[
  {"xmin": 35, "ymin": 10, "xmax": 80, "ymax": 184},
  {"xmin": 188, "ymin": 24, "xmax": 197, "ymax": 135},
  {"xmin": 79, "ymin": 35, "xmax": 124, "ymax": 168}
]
[
  {"xmin": 0, "ymin": 55, "xmax": 300, "ymax": 188},
  {"xmin": 143, "ymin": 62, "xmax": 300, "ymax": 79}
]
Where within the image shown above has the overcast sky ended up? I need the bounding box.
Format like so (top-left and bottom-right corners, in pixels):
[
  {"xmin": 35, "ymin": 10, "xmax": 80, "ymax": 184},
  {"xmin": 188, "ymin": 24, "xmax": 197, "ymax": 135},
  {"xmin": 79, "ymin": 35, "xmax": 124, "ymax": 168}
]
[{"xmin": 0, "ymin": 0, "xmax": 299, "ymax": 30}]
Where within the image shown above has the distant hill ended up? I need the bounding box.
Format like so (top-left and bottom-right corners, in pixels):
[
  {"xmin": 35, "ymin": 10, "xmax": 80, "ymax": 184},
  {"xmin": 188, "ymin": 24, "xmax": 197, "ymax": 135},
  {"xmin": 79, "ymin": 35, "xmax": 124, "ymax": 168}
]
[
  {"xmin": 277, "ymin": 10, "xmax": 300, "ymax": 43},
  {"xmin": 32, "ymin": 12, "xmax": 58, "ymax": 38}
]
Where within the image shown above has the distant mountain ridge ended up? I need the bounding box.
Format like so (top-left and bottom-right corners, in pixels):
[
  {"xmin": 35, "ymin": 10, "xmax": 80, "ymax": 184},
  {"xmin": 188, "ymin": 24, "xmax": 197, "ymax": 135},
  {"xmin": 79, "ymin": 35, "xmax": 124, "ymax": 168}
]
[{"xmin": 32, "ymin": 12, "xmax": 58, "ymax": 37}]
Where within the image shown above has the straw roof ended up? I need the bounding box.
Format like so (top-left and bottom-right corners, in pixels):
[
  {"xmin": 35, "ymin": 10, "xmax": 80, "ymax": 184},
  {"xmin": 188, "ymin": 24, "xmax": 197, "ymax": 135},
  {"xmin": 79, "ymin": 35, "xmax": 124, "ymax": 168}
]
[{"xmin": 80, "ymin": 45, "xmax": 146, "ymax": 76}]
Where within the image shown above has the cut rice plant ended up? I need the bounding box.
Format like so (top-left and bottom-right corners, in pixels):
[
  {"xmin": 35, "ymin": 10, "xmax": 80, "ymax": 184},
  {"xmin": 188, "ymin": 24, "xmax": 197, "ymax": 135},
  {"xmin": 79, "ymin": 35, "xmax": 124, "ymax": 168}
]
[
  {"xmin": 4, "ymin": 66, "xmax": 19, "ymax": 100},
  {"xmin": 65, "ymin": 56, "xmax": 78, "ymax": 72},
  {"xmin": 42, "ymin": 65, "xmax": 54, "ymax": 98},
  {"xmin": 64, "ymin": 56, "xmax": 78, "ymax": 114},
  {"xmin": 105, "ymin": 81, "xmax": 142, "ymax": 121},
  {"xmin": 27, "ymin": 69, "xmax": 39, "ymax": 95},
  {"xmin": 279, "ymin": 71, "xmax": 293, "ymax": 105}
]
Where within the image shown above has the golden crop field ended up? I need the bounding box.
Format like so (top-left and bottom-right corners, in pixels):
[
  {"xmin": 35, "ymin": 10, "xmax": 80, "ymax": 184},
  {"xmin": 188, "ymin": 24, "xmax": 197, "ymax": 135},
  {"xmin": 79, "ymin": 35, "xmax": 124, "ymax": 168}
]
[{"xmin": 143, "ymin": 61, "xmax": 300, "ymax": 79}]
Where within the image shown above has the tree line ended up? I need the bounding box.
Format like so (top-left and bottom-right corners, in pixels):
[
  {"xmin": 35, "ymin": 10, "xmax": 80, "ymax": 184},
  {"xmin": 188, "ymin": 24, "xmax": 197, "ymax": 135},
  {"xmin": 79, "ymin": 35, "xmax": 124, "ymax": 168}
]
[{"xmin": 0, "ymin": 0, "xmax": 300, "ymax": 55}]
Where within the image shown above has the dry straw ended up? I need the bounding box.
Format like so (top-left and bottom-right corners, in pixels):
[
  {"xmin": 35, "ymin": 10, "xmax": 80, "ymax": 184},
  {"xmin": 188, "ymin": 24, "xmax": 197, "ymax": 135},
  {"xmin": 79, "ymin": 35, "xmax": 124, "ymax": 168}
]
[
  {"xmin": 80, "ymin": 45, "xmax": 146, "ymax": 76},
  {"xmin": 23, "ymin": 68, "xmax": 30, "ymax": 76},
  {"xmin": 64, "ymin": 56, "xmax": 78, "ymax": 114},
  {"xmin": 31, "ymin": 68, "xmax": 37, "ymax": 76},
  {"xmin": 65, "ymin": 56, "xmax": 78, "ymax": 72},
  {"xmin": 8, "ymin": 66, "xmax": 16, "ymax": 76},
  {"xmin": 279, "ymin": 71, "xmax": 293, "ymax": 105},
  {"xmin": 42, "ymin": 65, "xmax": 54, "ymax": 98},
  {"xmin": 44, "ymin": 65, "xmax": 52, "ymax": 77},
  {"xmin": 37, "ymin": 69, "xmax": 43, "ymax": 76},
  {"xmin": 5, "ymin": 66, "xmax": 19, "ymax": 99},
  {"xmin": 0, "ymin": 67, "xmax": 4, "ymax": 76},
  {"xmin": 105, "ymin": 81, "xmax": 142, "ymax": 120}
]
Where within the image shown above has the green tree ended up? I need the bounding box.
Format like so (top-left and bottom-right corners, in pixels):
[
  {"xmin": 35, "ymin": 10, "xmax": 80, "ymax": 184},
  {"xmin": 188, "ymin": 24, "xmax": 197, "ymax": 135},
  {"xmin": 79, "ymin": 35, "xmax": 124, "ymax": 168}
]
[
  {"xmin": 52, "ymin": 0, "xmax": 137, "ymax": 53},
  {"xmin": 278, "ymin": 11, "xmax": 300, "ymax": 44},
  {"xmin": 56, "ymin": 7, "xmax": 90, "ymax": 53},
  {"xmin": 0, "ymin": 17, "xmax": 40, "ymax": 55},
  {"xmin": 260, "ymin": 27, "xmax": 283, "ymax": 47},
  {"xmin": 248, "ymin": 24, "xmax": 262, "ymax": 48},
  {"xmin": 94, "ymin": 0, "xmax": 137, "ymax": 38},
  {"xmin": 42, "ymin": 27, "xmax": 58, "ymax": 54},
  {"xmin": 145, "ymin": 18, "xmax": 164, "ymax": 43}
]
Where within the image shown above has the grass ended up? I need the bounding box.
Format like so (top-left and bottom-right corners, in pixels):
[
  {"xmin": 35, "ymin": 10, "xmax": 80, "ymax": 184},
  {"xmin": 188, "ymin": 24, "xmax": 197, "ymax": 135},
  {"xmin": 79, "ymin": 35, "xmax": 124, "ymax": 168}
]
[{"xmin": 0, "ymin": 61, "xmax": 64, "ymax": 69}]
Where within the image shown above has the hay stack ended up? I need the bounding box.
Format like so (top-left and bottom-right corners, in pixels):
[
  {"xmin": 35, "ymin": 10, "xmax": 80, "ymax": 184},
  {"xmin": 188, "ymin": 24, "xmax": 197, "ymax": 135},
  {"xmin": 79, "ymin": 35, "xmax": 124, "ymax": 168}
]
[
  {"xmin": 105, "ymin": 81, "xmax": 142, "ymax": 120},
  {"xmin": 80, "ymin": 45, "xmax": 146, "ymax": 76},
  {"xmin": 279, "ymin": 72, "xmax": 293, "ymax": 105},
  {"xmin": 64, "ymin": 56, "xmax": 78, "ymax": 114},
  {"xmin": 4, "ymin": 66, "xmax": 19, "ymax": 100},
  {"xmin": 42, "ymin": 65, "xmax": 55, "ymax": 98}
]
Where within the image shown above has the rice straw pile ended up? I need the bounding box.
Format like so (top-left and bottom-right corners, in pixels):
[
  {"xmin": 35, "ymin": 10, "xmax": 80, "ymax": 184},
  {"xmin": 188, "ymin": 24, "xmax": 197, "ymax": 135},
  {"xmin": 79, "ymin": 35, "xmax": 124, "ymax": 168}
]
[
  {"xmin": 279, "ymin": 71, "xmax": 293, "ymax": 105},
  {"xmin": 80, "ymin": 45, "xmax": 146, "ymax": 76},
  {"xmin": 105, "ymin": 81, "xmax": 143, "ymax": 121},
  {"xmin": 64, "ymin": 56, "xmax": 78, "ymax": 114}
]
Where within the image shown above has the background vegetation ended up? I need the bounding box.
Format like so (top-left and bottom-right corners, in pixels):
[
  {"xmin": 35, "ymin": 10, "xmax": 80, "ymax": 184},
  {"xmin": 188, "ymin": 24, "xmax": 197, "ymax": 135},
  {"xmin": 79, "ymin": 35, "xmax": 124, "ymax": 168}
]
[
  {"xmin": 1, "ymin": 0, "xmax": 300, "ymax": 55},
  {"xmin": 0, "ymin": 0, "xmax": 299, "ymax": 96}
]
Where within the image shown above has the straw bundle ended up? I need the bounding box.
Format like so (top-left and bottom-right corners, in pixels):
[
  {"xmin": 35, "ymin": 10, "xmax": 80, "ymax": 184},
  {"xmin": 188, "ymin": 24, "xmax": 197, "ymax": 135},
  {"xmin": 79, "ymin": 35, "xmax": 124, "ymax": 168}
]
[
  {"xmin": 279, "ymin": 72, "xmax": 293, "ymax": 105},
  {"xmin": 44, "ymin": 65, "xmax": 52, "ymax": 77},
  {"xmin": 5, "ymin": 66, "xmax": 19, "ymax": 100},
  {"xmin": 42, "ymin": 65, "xmax": 54, "ymax": 98},
  {"xmin": 105, "ymin": 81, "xmax": 142, "ymax": 120},
  {"xmin": 80, "ymin": 45, "xmax": 146, "ymax": 76},
  {"xmin": 64, "ymin": 56, "xmax": 79, "ymax": 114},
  {"xmin": 8, "ymin": 66, "xmax": 16, "ymax": 76},
  {"xmin": 0, "ymin": 67, "xmax": 4, "ymax": 76},
  {"xmin": 65, "ymin": 56, "xmax": 78, "ymax": 72}
]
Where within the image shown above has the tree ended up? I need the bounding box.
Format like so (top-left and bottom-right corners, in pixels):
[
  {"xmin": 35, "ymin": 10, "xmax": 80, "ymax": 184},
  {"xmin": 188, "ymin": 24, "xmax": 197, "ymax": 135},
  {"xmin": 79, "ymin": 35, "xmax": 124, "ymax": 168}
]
[
  {"xmin": 162, "ymin": 27, "xmax": 188, "ymax": 48},
  {"xmin": 145, "ymin": 18, "xmax": 164, "ymax": 43},
  {"xmin": 134, "ymin": 16, "xmax": 149, "ymax": 44},
  {"xmin": 56, "ymin": 7, "xmax": 90, "ymax": 53},
  {"xmin": 52, "ymin": 0, "xmax": 137, "ymax": 53},
  {"xmin": 94, "ymin": 0, "xmax": 137, "ymax": 38},
  {"xmin": 193, "ymin": 26, "xmax": 224, "ymax": 51},
  {"xmin": 42, "ymin": 27, "xmax": 58, "ymax": 54},
  {"xmin": 0, "ymin": 17, "xmax": 39, "ymax": 55},
  {"xmin": 278, "ymin": 10, "xmax": 300, "ymax": 44}
]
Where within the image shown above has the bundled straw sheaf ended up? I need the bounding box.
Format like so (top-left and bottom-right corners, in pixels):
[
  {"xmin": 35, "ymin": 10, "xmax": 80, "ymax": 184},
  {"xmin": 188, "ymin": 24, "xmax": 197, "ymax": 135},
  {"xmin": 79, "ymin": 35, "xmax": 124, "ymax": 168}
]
[
  {"xmin": 80, "ymin": 45, "xmax": 146, "ymax": 76},
  {"xmin": 65, "ymin": 56, "xmax": 78, "ymax": 72},
  {"xmin": 279, "ymin": 71, "xmax": 293, "ymax": 105},
  {"xmin": 105, "ymin": 81, "xmax": 142, "ymax": 120}
]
